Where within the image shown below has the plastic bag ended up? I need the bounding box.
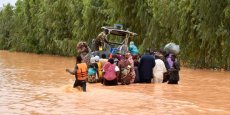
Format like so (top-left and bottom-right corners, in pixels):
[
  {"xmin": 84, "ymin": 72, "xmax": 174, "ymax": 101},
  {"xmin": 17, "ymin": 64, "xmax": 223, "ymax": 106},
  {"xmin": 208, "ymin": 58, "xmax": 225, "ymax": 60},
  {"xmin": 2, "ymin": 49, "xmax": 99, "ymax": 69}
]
[
  {"xmin": 129, "ymin": 41, "xmax": 139, "ymax": 55},
  {"xmin": 164, "ymin": 43, "xmax": 180, "ymax": 54},
  {"xmin": 99, "ymin": 46, "xmax": 103, "ymax": 51}
]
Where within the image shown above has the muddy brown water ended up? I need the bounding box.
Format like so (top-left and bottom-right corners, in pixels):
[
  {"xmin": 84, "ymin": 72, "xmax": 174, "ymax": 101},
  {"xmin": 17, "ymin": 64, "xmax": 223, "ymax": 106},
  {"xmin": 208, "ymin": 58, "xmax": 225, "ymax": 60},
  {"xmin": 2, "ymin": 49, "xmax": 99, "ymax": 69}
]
[{"xmin": 0, "ymin": 51, "xmax": 230, "ymax": 115}]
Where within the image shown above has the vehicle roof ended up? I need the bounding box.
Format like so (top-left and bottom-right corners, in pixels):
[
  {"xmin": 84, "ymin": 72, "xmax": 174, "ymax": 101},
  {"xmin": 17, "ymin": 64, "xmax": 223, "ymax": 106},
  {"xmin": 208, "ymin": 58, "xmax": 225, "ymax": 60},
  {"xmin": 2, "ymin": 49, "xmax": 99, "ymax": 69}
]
[{"xmin": 101, "ymin": 26, "xmax": 137, "ymax": 37}]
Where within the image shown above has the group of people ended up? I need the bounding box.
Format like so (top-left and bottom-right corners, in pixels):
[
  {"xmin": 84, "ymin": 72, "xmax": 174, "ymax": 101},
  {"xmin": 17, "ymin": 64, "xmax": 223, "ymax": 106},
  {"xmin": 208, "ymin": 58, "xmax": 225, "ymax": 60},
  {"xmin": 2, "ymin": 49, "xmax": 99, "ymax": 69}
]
[{"xmin": 66, "ymin": 42, "xmax": 180, "ymax": 92}]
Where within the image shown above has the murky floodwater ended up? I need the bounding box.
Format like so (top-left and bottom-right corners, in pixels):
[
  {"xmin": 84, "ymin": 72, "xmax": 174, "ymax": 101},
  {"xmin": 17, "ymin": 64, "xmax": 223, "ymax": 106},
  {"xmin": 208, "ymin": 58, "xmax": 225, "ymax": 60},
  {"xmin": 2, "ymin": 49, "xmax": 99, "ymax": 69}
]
[{"xmin": 0, "ymin": 51, "xmax": 230, "ymax": 115}]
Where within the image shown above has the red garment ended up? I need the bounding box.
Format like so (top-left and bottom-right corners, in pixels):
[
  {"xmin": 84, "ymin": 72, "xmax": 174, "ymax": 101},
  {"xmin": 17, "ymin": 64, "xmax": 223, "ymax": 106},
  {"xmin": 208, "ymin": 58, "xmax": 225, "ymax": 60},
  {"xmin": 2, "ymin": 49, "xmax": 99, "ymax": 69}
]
[{"xmin": 103, "ymin": 62, "xmax": 116, "ymax": 81}]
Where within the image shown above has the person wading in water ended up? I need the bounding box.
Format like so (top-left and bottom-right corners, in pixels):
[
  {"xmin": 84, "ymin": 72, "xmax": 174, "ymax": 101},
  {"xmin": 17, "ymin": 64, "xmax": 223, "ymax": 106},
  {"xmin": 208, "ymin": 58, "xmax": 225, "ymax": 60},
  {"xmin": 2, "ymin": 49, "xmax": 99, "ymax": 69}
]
[
  {"xmin": 66, "ymin": 56, "xmax": 88, "ymax": 92},
  {"xmin": 138, "ymin": 49, "xmax": 156, "ymax": 83},
  {"xmin": 168, "ymin": 54, "xmax": 180, "ymax": 84}
]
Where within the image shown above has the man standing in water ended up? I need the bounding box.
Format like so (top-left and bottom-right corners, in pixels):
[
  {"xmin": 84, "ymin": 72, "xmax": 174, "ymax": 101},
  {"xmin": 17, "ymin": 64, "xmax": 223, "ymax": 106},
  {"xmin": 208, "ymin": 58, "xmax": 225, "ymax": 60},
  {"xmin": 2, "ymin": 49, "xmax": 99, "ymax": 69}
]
[
  {"xmin": 66, "ymin": 56, "xmax": 88, "ymax": 92},
  {"xmin": 138, "ymin": 49, "xmax": 155, "ymax": 83},
  {"xmin": 153, "ymin": 54, "xmax": 167, "ymax": 83}
]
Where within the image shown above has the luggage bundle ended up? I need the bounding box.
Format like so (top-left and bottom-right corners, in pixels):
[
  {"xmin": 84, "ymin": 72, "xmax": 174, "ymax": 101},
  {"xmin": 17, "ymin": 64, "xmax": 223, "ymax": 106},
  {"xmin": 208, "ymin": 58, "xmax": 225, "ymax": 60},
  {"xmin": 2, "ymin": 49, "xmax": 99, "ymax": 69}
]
[{"xmin": 164, "ymin": 43, "xmax": 180, "ymax": 54}]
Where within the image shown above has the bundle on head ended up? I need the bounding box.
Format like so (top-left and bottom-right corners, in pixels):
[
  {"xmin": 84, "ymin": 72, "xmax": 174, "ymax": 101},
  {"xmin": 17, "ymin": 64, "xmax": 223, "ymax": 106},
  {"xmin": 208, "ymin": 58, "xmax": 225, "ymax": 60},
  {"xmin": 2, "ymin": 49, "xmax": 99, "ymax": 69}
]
[
  {"xmin": 164, "ymin": 42, "xmax": 180, "ymax": 54},
  {"xmin": 76, "ymin": 42, "xmax": 89, "ymax": 53}
]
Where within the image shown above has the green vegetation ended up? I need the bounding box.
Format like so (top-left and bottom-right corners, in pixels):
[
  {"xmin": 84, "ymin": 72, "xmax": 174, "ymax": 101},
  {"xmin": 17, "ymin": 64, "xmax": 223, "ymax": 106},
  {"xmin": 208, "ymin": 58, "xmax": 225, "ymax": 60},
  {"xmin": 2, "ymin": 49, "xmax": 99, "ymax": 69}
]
[{"xmin": 0, "ymin": 0, "xmax": 230, "ymax": 70}]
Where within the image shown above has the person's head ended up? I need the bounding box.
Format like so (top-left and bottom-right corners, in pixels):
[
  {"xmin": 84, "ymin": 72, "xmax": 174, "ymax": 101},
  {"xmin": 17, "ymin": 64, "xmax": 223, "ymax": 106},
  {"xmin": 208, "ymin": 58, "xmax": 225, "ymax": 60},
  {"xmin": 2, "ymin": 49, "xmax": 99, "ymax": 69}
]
[
  {"xmin": 112, "ymin": 54, "xmax": 118, "ymax": 59},
  {"xmin": 97, "ymin": 32, "xmax": 106, "ymax": 40},
  {"xmin": 130, "ymin": 41, "xmax": 134, "ymax": 45},
  {"xmin": 145, "ymin": 49, "xmax": 150, "ymax": 54},
  {"xmin": 94, "ymin": 55, "xmax": 100, "ymax": 62},
  {"xmin": 117, "ymin": 54, "xmax": 123, "ymax": 61},
  {"xmin": 132, "ymin": 55, "xmax": 140, "ymax": 62},
  {"xmin": 101, "ymin": 53, "xmax": 106, "ymax": 59},
  {"xmin": 155, "ymin": 52, "xmax": 163, "ymax": 59},
  {"xmin": 76, "ymin": 42, "xmax": 89, "ymax": 53},
  {"xmin": 108, "ymin": 58, "xmax": 114, "ymax": 64},
  {"xmin": 89, "ymin": 64, "xmax": 93, "ymax": 68},
  {"xmin": 155, "ymin": 55, "xmax": 160, "ymax": 59},
  {"xmin": 159, "ymin": 48, "xmax": 167, "ymax": 55},
  {"xmin": 76, "ymin": 55, "xmax": 82, "ymax": 63},
  {"xmin": 150, "ymin": 49, "xmax": 156, "ymax": 56},
  {"xmin": 125, "ymin": 53, "xmax": 131, "ymax": 59},
  {"xmin": 132, "ymin": 55, "xmax": 138, "ymax": 60},
  {"xmin": 171, "ymin": 54, "xmax": 177, "ymax": 62},
  {"xmin": 165, "ymin": 53, "xmax": 170, "ymax": 58}
]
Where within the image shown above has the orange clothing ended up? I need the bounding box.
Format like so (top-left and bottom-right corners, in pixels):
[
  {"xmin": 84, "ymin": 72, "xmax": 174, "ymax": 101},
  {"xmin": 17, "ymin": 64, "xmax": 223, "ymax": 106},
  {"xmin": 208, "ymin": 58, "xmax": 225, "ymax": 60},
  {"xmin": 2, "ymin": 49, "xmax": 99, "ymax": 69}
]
[{"xmin": 76, "ymin": 63, "xmax": 88, "ymax": 80}]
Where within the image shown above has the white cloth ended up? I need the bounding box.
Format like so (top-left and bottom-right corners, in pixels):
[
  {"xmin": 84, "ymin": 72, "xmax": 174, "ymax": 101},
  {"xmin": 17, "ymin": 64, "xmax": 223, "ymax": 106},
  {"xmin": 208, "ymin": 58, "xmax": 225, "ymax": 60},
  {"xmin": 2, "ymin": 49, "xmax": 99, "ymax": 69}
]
[
  {"xmin": 90, "ymin": 57, "xmax": 95, "ymax": 63},
  {"xmin": 103, "ymin": 65, "xmax": 120, "ymax": 72},
  {"xmin": 153, "ymin": 59, "xmax": 167, "ymax": 83},
  {"xmin": 115, "ymin": 66, "xmax": 120, "ymax": 72},
  {"xmin": 94, "ymin": 55, "xmax": 100, "ymax": 62}
]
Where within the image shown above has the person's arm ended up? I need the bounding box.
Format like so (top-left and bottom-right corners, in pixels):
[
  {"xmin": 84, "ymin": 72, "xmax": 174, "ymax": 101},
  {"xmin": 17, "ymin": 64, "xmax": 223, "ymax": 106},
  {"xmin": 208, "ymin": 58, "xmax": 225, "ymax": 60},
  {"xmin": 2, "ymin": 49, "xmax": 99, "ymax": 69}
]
[
  {"xmin": 94, "ymin": 63, "xmax": 98, "ymax": 71},
  {"xmin": 66, "ymin": 64, "xmax": 77, "ymax": 75},
  {"xmin": 152, "ymin": 57, "xmax": 156, "ymax": 68},
  {"xmin": 164, "ymin": 61, "xmax": 170, "ymax": 70},
  {"xmin": 174, "ymin": 61, "xmax": 180, "ymax": 71},
  {"xmin": 162, "ymin": 61, "xmax": 167, "ymax": 73},
  {"xmin": 138, "ymin": 57, "xmax": 143, "ymax": 70},
  {"xmin": 118, "ymin": 61, "xmax": 123, "ymax": 70}
]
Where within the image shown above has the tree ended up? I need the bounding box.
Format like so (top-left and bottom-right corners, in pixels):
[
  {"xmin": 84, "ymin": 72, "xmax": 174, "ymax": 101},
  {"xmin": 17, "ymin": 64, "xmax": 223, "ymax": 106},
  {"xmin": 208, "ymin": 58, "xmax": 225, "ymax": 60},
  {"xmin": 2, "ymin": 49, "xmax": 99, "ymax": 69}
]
[{"xmin": 0, "ymin": 4, "xmax": 14, "ymax": 49}]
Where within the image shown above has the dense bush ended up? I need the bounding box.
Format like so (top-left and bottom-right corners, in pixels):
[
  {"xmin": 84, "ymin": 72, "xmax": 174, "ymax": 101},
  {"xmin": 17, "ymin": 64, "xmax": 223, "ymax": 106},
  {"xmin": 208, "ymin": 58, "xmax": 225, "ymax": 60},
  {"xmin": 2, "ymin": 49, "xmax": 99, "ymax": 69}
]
[{"xmin": 0, "ymin": 0, "xmax": 229, "ymax": 69}]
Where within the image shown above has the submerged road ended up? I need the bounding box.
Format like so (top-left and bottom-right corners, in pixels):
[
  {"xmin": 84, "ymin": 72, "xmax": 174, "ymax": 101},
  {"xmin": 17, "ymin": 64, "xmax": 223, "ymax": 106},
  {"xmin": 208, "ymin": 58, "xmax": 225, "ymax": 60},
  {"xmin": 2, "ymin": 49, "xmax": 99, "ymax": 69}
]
[{"xmin": 0, "ymin": 51, "xmax": 230, "ymax": 114}]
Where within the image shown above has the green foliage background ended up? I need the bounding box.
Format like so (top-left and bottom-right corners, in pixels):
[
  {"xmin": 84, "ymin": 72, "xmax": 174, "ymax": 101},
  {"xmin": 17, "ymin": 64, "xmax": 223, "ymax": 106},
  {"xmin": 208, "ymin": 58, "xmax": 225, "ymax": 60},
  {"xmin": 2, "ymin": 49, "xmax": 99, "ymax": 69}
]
[{"xmin": 0, "ymin": 0, "xmax": 230, "ymax": 69}]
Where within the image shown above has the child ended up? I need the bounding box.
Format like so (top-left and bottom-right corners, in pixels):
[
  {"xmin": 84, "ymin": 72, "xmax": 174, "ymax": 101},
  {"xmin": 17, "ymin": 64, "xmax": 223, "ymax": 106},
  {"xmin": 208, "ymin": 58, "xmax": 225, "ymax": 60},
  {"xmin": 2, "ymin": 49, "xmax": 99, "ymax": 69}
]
[
  {"xmin": 95, "ymin": 55, "xmax": 103, "ymax": 81},
  {"xmin": 168, "ymin": 54, "xmax": 180, "ymax": 84},
  {"xmin": 87, "ymin": 57, "xmax": 98, "ymax": 83},
  {"xmin": 66, "ymin": 56, "xmax": 87, "ymax": 92}
]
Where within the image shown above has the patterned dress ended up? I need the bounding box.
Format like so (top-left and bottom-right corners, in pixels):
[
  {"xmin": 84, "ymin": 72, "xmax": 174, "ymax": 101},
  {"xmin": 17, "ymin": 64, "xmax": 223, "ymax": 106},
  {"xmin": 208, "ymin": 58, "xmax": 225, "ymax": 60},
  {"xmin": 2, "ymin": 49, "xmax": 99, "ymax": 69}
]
[
  {"xmin": 128, "ymin": 55, "xmax": 136, "ymax": 83},
  {"xmin": 118, "ymin": 59, "xmax": 133, "ymax": 85}
]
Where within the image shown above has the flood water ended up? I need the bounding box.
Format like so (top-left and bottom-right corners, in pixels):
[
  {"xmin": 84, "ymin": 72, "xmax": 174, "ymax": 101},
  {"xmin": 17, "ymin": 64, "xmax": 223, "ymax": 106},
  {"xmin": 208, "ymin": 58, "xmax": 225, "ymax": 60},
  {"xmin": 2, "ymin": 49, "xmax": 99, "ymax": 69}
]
[{"xmin": 0, "ymin": 51, "xmax": 230, "ymax": 115}]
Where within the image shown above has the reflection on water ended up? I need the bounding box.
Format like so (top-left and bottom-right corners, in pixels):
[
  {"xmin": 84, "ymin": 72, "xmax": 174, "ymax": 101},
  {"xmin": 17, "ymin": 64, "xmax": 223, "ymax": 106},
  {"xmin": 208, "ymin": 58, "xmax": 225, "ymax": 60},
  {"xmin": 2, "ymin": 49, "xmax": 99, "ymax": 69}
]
[{"xmin": 0, "ymin": 51, "xmax": 230, "ymax": 114}]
